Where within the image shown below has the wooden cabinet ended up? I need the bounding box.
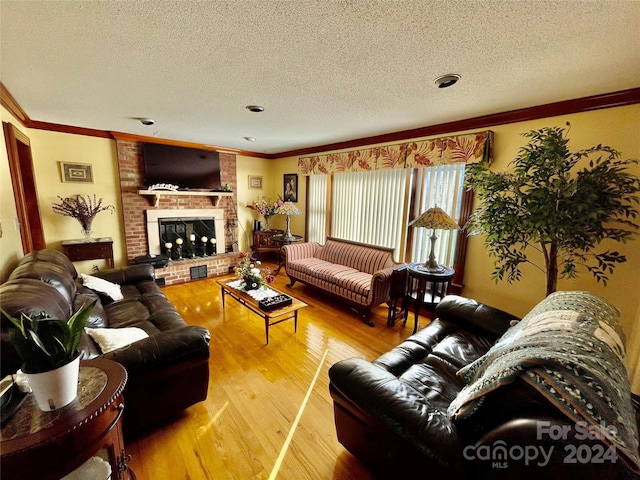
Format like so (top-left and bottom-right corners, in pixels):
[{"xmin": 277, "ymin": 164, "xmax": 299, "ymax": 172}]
[
  {"xmin": 251, "ymin": 230, "xmax": 283, "ymax": 260},
  {"xmin": 0, "ymin": 359, "xmax": 134, "ymax": 479},
  {"xmin": 62, "ymin": 237, "xmax": 114, "ymax": 268}
]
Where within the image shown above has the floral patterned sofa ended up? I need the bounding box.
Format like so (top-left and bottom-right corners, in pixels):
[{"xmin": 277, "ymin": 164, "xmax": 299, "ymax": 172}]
[{"xmin": 282, "ymin": 237, "xmax": 399, "ymax": 324}]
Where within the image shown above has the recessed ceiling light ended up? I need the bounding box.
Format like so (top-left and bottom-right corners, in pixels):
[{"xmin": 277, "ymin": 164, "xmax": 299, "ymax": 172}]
[
  {"xmin": 245, "ymin": 105, "xmax": 264, "ymax": 113},
  {"xmin": 243, "ymin": 136, "xmax": 256, "ymax": 142},
  {"xmin": 434, "ymin": 74, "xmax": 461, "ymax": 89},
  {"xmin": 139, "ymin": 117, "xmax": 155, "ymax": 125}
]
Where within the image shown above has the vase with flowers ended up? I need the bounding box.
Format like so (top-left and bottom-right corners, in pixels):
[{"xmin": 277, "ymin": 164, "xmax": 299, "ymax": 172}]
[
  {"xmin": 247, "ymin": 196, "xmax": 284, "ymax": 230},
  {"xmin": 235, "ymin": 252, "xmax": 275, "ymax": 291},
  {"xmin": 52, "ymin": 194, "xmax": 115, "ymax": 239}
]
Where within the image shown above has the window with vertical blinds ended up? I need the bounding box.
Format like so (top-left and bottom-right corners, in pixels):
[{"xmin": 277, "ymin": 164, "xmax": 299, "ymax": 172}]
[
  {"xmin": 331, "ymin": 169, "xmax": 407, "ymax": 261},
  {"xmin": 307, "ymin": 174, "xmax": 328, "ymax": 244},
  {"xmin": 306, "ymin": 163, "xmax": 467, "ymax": 268},
  {"xmin": 410, "ymin": 163, "xmax": 466, "ymax": 267}
]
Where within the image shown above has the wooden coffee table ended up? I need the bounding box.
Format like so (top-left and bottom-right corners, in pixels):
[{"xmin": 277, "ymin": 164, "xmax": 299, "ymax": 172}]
[{"xmin": 217, "ymin": 278, "xmax": 307, "ymax": 344}]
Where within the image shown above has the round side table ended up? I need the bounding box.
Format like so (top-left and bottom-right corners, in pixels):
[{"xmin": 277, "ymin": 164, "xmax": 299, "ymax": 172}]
[
  {"xmin": 403, "ymin": 263, "xmax": 455, "ymax": 333},
  {"xmin": 0, "ymin": 358, "xmax": 135, "ymax": 480},
  {"xmin": 270, "ymin": 233, "xmax": 304, "ymax": 275}
]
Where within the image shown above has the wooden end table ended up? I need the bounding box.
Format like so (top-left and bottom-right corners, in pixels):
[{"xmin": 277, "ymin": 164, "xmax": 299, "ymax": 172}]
[
  {"xmin": 62, "ymin": 237, "xmax": 115, "ymax": 268},
  {"xmin": 218, "ymin": 278, "xmax": 307, "ymax": 344},
  {"xmin": 0, "ymin": 358, "xmax": 134, "ymax": 480},
  {"xmin": 270, "ymin": 233, "xmax": 304, "ymax": 275},
  {"xmin": 403, "ymin": 263, "xmax": 455, "ymax": 334}
]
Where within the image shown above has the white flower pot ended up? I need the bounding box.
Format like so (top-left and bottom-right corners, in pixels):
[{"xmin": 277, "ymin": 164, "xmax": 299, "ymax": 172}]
[{"xmin": 26, "ymin": 356, "xmax": 80, "ymax": 411}]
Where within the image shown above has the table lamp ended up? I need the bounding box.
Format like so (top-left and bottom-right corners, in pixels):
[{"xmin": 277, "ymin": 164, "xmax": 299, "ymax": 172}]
[
  {"xmin": 275, "ymin": 201, "xmax": 302, "ymax": 240},
  {"xmin": 409, "ymin": 205, "xmax": 459, "ymax": 272}
]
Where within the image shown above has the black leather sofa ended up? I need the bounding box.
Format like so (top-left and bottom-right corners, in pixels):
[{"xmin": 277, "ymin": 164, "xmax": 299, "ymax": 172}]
[
  {"xmin": 0, "ymin": 249, "xmax": 210, "ymax": 438},
  {"xmin": 329, "ymin": 294, "xmax": 640, "ymax": 479}
]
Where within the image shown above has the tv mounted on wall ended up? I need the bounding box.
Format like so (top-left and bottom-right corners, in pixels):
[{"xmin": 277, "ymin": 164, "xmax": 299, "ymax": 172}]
[{"xmin": 143, "ymin": 143, "xmax": 222, "ymax": 190}]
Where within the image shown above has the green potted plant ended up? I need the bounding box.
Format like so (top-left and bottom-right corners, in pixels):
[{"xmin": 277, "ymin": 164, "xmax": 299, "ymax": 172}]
[
  {"xmin": 1, "ymin": 301, "xmax": 96, "ymax": 411},
  {"xmin": 465, "ymin": 124, "xmax": 640, "ymax": 296}
]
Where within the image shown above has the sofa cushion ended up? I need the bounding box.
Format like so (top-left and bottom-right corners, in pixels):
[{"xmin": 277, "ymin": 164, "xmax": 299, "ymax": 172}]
[
  {"xmin": 332, "ymin": 271, "xmax": 372, "ymax": 297},
  {"xmin": 74, "ymin": 286, "xmax": 108, "ymax": 328},
  {"xmin": 9, "ymin": 262, "xmax": 77, "ymax": 304},
  {"xmin": 18, "ymin": 248, "xmax": 77, "ymax": 279},
  {"xmin": 286, "ymin": 257, "xmax": 334, "ymax": 276}
]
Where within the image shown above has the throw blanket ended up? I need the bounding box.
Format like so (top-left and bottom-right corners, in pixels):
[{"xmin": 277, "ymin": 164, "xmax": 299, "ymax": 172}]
[{"xmin": 448, "ymin": 291, "xmax": 640, "ymax": 473}]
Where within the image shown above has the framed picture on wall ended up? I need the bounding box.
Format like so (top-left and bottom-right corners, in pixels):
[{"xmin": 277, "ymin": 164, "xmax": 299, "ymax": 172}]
[
  {"xmin": 59, "ymin": 162, "xmax": 93, "ymax": 183},
  {"xmin": 248, "ymin": 175, "xmax": 263, "ymax": 189},
  {"xmin": 283, "ymin": 174, "xmax": 298, "ymax": 202}
]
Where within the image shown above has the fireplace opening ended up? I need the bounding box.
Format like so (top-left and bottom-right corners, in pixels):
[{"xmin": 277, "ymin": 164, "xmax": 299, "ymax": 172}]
[{"xmin": 159, "ymin": 217, "xmax": 218, "ymax": 259}]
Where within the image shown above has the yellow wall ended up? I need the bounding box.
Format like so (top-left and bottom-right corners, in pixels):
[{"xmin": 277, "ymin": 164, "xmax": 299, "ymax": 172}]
[
  {"xmin": 235, "ymin": 155, "xmax": 306, "ymax": 252},
  {"xmin": 1, "ymin": 106, "xmax": 125, "ymax": 273},
  {"xmin": 463, "ymin": 105, "xmax": 640, "ymax": 336},
  {"xmin": 28, "ymin": 129, "xmax": 124, "ymax": 272}
]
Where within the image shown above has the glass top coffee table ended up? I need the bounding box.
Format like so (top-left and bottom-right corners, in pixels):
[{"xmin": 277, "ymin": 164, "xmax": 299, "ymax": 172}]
[{"xmin": 217, "ymin": 278, "xmax": 307, "ymax": 344}]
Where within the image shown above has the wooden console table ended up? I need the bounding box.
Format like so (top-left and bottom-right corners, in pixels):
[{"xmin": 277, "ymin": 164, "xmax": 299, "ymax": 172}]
[
  {"xmin": 251, "ymin": 229, "xmax": 283, "ymax": 260},
  {"xmin": 0, "ymin": 359, "xmax": 134, "ymax": 480},
  {"xmin": 62, "ymin": 237, "xmax": 114, "ymax": 268}
]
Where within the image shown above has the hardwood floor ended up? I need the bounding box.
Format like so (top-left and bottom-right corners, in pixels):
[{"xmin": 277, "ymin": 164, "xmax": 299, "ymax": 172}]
[{"xmin": 126, "ymin": 266, "xmax": 427, "ymax": 479}]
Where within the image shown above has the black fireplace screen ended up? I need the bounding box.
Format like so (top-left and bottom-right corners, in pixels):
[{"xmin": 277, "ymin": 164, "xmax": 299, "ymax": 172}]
[{"xmin": 159, "ymin": 217, "xmax": 217, "ymax": 259}]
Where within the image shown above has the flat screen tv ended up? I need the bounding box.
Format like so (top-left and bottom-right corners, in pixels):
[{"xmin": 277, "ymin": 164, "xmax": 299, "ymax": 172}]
[{"xmin": 143, "ymin": 143, "xmax": 221, "ymax": 190}]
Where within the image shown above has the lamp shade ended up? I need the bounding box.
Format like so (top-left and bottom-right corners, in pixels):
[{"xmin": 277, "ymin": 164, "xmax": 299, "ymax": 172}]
[
  {"xmin": 275, "ymin": 201, "xmax": 302, "ymax": 216},
  {"xmin": 410, "ymin": 206, "xmax": 459, "ymax": 230}
]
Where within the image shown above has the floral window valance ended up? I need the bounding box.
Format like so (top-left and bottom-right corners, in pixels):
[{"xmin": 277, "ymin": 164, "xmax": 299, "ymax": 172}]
[{"xmin": 298, "ymin": 131, "xmax": 493, "ymax": 175}]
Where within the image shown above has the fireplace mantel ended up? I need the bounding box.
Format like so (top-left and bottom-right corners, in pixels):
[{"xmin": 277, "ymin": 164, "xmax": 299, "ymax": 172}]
[{"xmin": 138, "ymin": 189, "xmax": 233, "ymax": 207}]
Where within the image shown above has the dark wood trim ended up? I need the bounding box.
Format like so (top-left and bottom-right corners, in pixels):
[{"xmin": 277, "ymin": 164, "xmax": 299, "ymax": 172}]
[
  {"xmin": 277, "ymin": 88, "xmax": 640, "ymax": 158},
  {"xmin": 0, "ymin": 83, "xmax": 30, "ymax": 124},
  {"xmin": 29, "ymin": 120, "xmax": 113, "ymax": 138},
  {"xmin": 2, "ymin": 122, "xmax": 46, "ymax": 252},
  {"xmin": 110, "ymin": 131, "xmax": 272, "ymax": 158},
  {"xmin": 449, "ymin": 188, "xmax": 475, "ymax": 294}
]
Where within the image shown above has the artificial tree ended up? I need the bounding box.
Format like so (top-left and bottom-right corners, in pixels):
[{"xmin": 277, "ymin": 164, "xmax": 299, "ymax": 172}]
[{"xmin": 465, "ymin": 124, "xmax": 639, "ymax": 296}]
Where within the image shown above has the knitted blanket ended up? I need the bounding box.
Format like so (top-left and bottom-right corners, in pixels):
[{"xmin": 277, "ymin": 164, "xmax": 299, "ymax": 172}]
[{"xmin": 448, "ymin": 291, "xmax": 640, "ymax": 474}]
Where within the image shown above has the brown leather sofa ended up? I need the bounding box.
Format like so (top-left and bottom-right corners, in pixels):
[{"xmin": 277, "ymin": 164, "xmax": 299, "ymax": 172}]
[
  {"xmin": 329, "ymin": 295, "xmax": 640, "ymax": 479},
  {"xmin": 0, "ymin": 249, "xmax": 210, "ymax": 438}
]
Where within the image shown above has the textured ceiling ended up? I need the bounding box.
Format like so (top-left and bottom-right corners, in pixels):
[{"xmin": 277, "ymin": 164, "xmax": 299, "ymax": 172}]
[{"xmin": 1, "ymin": 1, "xmax": 639, "ymax": 155}]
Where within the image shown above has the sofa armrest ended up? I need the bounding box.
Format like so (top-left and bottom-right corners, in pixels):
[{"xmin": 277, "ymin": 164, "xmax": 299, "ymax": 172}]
[
  {"xmin": 283, "ymin": 242, "xmax": 320, "ymax": 262},
  {"xmin": 368, "ymin": 266, "xmax": 396, "ymax": 305},
  {"xmin": 329, "ymin": 357, "xmax": 462, "ymax": 466},
  {"xmin": 94, "ymin": 264, "xmax": 155, "ymax": 285},
  {"xmin": 100, "ymin": 325, "xmax": 210, "ymax": 376}
]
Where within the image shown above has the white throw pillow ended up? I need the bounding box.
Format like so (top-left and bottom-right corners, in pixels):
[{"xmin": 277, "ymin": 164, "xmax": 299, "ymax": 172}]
[
  {"xmin": 85, "ymin": 327, "xmax": 149, "ymax": 353},
  {"xmin": 80, "ymin": 273, "xmax": 124, "ymax": 301}
]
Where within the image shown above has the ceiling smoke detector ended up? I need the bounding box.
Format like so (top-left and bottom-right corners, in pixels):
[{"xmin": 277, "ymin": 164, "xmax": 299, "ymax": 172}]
[
  {"xmin": 245, "ymin": 105, "xmax": 264, "ymax": 113},
  {"xmin": 434, "ymin": 74, "xmax": 461, "ymax": 89}
]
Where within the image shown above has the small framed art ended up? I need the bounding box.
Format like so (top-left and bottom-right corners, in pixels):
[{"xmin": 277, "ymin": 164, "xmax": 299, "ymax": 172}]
[
  {"xmin": 248, "ymin": 175, "xmax": 263, "ymax": 189},
  {"xmin": 59, "ymin": 162, "xmax": 93, "ymax": 183},
  {"xmin": 283, "ymin": 174, "xmax": 298, "ymax": 202}
]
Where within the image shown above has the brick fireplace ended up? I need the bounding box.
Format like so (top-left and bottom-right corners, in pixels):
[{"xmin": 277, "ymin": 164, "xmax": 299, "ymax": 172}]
[{"xmin": 115, "ymin": 139, "xmax": 238, "ymax": 284}]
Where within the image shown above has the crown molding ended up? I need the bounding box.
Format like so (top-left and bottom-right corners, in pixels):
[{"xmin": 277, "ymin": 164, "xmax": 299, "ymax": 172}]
[
  {"xmin": 0, "ymin": 83, "xmax": 30, "ymax": 124},
  {"xmin": 110, "ymin": 131, "xmax": 272, "ymax": 158},
  {"xmin": 275, "ymin": 87, "xmax": 640, "ymax": 158},
  {"xmin": 3, "ymin": 81, "xmax": 638, "ymax": 160}
]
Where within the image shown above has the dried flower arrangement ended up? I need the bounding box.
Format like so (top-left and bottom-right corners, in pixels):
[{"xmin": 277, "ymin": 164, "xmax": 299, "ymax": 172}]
[{"xmin": 52, "ymin": 194, "xmax": 115, "ymax": 236}]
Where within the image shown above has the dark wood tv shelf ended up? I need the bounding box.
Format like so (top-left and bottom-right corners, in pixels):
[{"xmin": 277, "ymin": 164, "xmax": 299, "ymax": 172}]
[{"xmin": 137, "ymin": 189, "xmax": 233, "ymax": 207}]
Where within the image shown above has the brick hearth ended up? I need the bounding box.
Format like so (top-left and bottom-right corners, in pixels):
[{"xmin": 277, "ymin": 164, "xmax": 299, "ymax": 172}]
[{"xmin": 115, "ymin": 139, "xmax": 239, "ymax": 285}]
